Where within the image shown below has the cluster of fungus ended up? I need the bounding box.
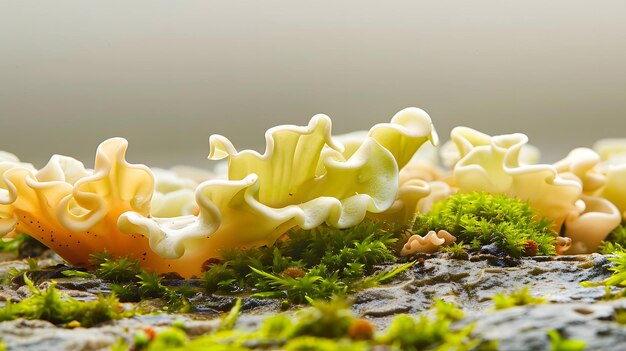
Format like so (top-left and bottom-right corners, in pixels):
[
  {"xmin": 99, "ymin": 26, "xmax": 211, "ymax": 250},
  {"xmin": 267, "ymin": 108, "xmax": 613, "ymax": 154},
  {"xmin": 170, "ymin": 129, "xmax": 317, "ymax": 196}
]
[{"xmin": 1, "ymin": 107, "xmax": 625, "ymax": 278}]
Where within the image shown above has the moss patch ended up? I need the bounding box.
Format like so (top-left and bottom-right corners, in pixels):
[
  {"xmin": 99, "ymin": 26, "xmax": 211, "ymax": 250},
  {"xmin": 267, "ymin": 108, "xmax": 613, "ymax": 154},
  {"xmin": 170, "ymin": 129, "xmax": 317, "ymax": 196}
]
[
  {"xmin": 201, "ymin": 221, "xmax": 411, "ymax": 305},
  {"xmin": 411, "ymin": 191, "xmax": 558, "ymax": 257}
]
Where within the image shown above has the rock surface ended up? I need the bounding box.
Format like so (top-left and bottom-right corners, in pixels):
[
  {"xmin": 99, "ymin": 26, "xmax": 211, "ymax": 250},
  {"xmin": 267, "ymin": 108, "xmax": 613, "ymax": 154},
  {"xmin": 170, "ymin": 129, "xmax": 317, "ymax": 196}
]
[
  {"xmin": 0, "ymin": 253, "xmax": 621, "ymax": 350},
  {"xmin": 351, "ymin": 254, "xmax": 612, "ymax": 324},
  {"xmin": 461, "ymin": 300, "xmax": 626, "ymax": 351}
]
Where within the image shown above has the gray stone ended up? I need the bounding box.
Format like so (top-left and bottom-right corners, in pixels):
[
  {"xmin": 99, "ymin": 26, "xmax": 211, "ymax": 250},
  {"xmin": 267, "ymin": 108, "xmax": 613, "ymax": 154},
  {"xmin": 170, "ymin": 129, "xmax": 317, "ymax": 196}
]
[
  {"xmin": 457, "ymin": 300, "xmax": 626, "ymax": 351},
  {"xmin": 352, "ymin": 253, "xmax": 613, "ymax": 324}
]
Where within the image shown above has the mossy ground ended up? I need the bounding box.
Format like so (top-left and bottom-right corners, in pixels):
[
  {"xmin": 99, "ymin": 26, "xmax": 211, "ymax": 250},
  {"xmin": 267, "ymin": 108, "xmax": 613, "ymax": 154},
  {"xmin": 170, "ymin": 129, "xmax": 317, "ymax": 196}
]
[
  {"xmin": 0, "ymin": 246, "xmax": 604, "ymax": 350},
  {"xmin": 1, "ymin": 191, "xmax": 618, "ymax": 350}
]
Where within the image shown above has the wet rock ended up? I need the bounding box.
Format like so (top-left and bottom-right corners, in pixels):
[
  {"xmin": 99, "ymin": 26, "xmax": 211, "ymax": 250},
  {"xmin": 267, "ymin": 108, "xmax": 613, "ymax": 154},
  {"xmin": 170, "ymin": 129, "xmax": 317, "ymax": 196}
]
[
  {"xmin": 478, "ymin": 243, "xmax": 506, "ymax": 256},
  {"xmin": 457, "ymin": 300, "xmax": 626, "ymax": 351},
  {"xmin": 0, "ymin": 311, "xmax": 277, "ymax": 350},
  {"xmin": 53, "ymin": 277, "xmax": 103, "ymax": 292},
  {"xmin": 15, "ymin": 285, "xmax": 33, "ymax": 299},
  {"xmin": 0, "ymin": 252, "xmax": 18, "ymax": 263},
  {"xmin": 0, "ymin": 260, "xmax": 29, "ymax": 279},
  {"xmin": 190, "ymin": 293, "xmax": 238, "ymax": 314},
  {"xmin": 0, "ymin": 318, "xmax": 134, "ymax": 351},
  {"xmin": 23, "ymin": 264, "xmax": 77, "ymax": 284},
  {"xmin": 0, "ymin": 287, "xmax": 21, "ymax": 302},
  {"xmin": 352, "ymin": 254, "xmax": 613, "ymax": 324}
]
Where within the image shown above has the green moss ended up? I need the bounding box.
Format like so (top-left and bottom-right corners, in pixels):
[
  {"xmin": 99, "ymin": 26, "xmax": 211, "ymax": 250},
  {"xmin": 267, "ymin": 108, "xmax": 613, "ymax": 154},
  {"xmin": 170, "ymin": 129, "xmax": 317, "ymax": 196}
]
[
  {"xmin": 356, "ymin": 261, "xmax": 416, "ymax": 290},
  {"xmin": 71, "ymin": 253, "xmax": 195, "ymax": 312},
  {"xmin": 8, "ymin": 220, "xmax": 405, "ymax": 314},
  {"xmin": 278, "ymin": 221, "xmax": 400, "ymax": 269},
  {"xmin": 547, "ymin": 330, "xmax": 586, "ymax": 351},
  {"xmin": 250, "ymin": 265, "xmax": 346, "ymax": 304},
  {"xmin": 599, "ymin": 223, "xmax": 626, "ymax": 254},
  {"xmin": 1, "ymin": 257, "xmax": 41, "ymax": 286},
  {"xmin": 614, "ymin": 308, "xmax": 626, "ymax": 325},
  {"xmin": 378, "ymin": 300, "xmax": 478, "ymax": 351},
  {"xmin": 90, "ymin": 251, "xmax": 142, "ymax": 283},
  {"xmin": 582, "ymin": 244, "xmax": 626, "ymax": 294},
  {"xmin": 439, "ymin": 241, "xmax": 470, "ymax": 259},
  {"xmin": 200, "ymin": 263, "xmax": 240, "ymax": 293},
  {"xmin": 218, "ymin": 298, "xmax": 242, "ymax": 332},
  {"xmin": 284, "ymin": 337, "xmax": 368, "ymax": 351},
  {"xmin": 0, "ymin": 275, "xmax": 122, "ymax": 327},
  {"xmin": 0, "ymin": 234, "xmax": 27, "ymax": 253},
  {"xmin": 492, "ymin": 287, "xmax": 545, "ymax": 310},
  {"xmin": 412, "ymin": 191, "xmax": 557, "ymax": 257},
  {"xmin": 290, "ymin": 299, "xmax": 355, "ymax": 339},
  {"xmin": 599, "ymin": 242, "xmax": 624, "ymax": 255},
  {"xmin": 147, "ymin": 328, "xmax": 188, "ymax": 350},
  {"xmin": 201, "ymin": 221, "xmax": 407, "ymax": 305}
]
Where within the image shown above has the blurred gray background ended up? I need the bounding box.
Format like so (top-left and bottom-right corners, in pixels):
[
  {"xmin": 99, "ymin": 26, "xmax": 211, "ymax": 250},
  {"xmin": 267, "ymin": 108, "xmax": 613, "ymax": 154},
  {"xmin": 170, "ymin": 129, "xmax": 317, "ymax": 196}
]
[{"xmin": 1, "ymin": 1, "xmax": 625, "ymax": 169}]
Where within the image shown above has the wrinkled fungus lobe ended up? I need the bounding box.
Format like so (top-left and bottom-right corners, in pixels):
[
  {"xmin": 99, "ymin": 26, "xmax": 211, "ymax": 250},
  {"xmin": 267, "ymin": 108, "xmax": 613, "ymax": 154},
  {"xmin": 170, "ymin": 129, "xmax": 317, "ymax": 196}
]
[
  {"xmin": 0, "ymin": 138, "xmax": 178, "ymax": 272},
  {"xmin": 444, "ymin": 128, "xmax": 624, "ymax": 254},
  {"xmin": 447, "ymin": 127, "xmax": 582, "ymax": 231},
  {"xmin": 593, "ymin": 138, "xmax": 626, "ymax": 220},
  {"xmin": 1, "ymin": 110, "xmax": 435, "ymax": 277},
  {"xmin": 553, "ymin": 148, "xmax": 621, "ymax": 253},
  {"xmin": 119, "ymin": 108, "xmax": 437, "ymax": 277}
]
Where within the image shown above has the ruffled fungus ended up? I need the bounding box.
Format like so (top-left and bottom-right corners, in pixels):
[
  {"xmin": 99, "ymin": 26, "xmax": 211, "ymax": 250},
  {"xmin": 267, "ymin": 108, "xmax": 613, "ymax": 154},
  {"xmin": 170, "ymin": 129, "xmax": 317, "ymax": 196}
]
[
  {"xmin": 599, "ymin": 162, "xmax": 626, "ymax": 222},
  {"xmin": 0, "ymin": 152, "xmax": 34, "ymax": 234},
  {"xmin": 150, "ymin": 168, "xmax": 200, "ymax": 218},
  {"xmin": 447, "ymin": 127, "xmax": 582, "ymax": 230},
  {"xmin": 371, "ymin": 161, "xmax": 453, "ymax": 225},
  {"xmin": 594, "ymin": 138, "xmax": 626, "ymax": 165},
  {"xmin": 553, "ymin": 148, "xmax": 621, "ymax": 253},
  {"xmin": 0, "ymin": 138, "xmax": 177, "ymax": 272},
  {"xmin": 593, "ymin": 139, "xmax": 626, "ymax": 220},
  {"xmin": 563, "ymin": 195, "xmax": 621, "ymax": 254},
  {"xmin": 553, "ymin": 148, "xmax": 606, "ymax": 195},
  {"xmin": 119, "ymin": 108, "xmax": 438, "ymax": 277},
  {"xmin": 369, "ymin": 137, "xmax": 447, "ymax": 224}
]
